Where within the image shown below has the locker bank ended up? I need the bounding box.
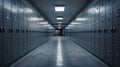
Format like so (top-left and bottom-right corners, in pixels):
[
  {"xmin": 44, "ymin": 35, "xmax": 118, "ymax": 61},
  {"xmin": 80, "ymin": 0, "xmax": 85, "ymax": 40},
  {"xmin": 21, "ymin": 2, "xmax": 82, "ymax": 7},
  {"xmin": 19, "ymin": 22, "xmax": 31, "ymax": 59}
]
[{"xmin": 0, "ymin": 0, "xmax": 120, "ymax": 67}]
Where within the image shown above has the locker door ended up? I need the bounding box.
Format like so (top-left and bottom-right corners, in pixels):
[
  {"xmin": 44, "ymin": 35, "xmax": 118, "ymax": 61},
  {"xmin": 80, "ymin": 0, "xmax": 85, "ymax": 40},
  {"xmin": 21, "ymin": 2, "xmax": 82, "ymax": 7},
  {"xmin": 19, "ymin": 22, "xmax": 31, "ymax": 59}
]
[
  {"xmin": 0, "ymin": 0, "xmax": 4, "ymax": 66},
  {"xmin": 99, "ymin": 0, "xmax": 106, "ymax": 61},
  {"xmin": 22, "ymin": 5, "xmax": 25, "ymax": 54},
  {"xmin": 23, "ymin": 7, "xmax": 28, "ymax": 54},
  {"xmin": 88, "ymin": 12, "xmax": 93, "ymax": 53},
  {"xmin": 24, "ymin": 11, "xmax": 28, "ymax": 53},
  {"xmin": 113, "ymin": 1, "xmax": 120, "ymax": 67},
  {"xmin": 91, "ymin": 11, "xmax": 95, "ymax": 54},
  {"xmin": 11, "ymin": 0, "xmax": 19, "ymax": 61},
  {"xmin": 113, "ymin": 0, "xmax": 120, "ymax": 9},
  {"xmin": 3, "ymin": 0, "xmax": 12, "ymax": 66},
  {"xmin": 94, "ymin": 2, "xmax": 100, "ymax": 56},
  {"xmin": 105, "ymin": 12, "xmax": 113, "ymax": 66},
  {"xmin": 88, "ymin": 15, "xmax": 91, "ymax": 51},
  {"xmin": 18, "ymin": 0, "xmax": 24, "ymax": 57},
  {"xmin": 105, "ymin": 0, "xmax": 113, "ymax": 66},
  {"xmin": 27, "ymin": 21, "xmax": 31, "ymax": 51},
  {"xmin": 113, "ymin": 48, "xmax": 120, "ymax": 67}
]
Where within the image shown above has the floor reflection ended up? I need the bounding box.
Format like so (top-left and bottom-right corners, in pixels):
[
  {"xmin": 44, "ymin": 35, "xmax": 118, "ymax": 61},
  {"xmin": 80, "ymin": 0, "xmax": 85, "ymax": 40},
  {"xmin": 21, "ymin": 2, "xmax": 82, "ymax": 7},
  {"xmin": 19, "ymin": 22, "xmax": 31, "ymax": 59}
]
[{"xmin": 56, "ymin": 37, "xmax": 63, "ymax": 67}]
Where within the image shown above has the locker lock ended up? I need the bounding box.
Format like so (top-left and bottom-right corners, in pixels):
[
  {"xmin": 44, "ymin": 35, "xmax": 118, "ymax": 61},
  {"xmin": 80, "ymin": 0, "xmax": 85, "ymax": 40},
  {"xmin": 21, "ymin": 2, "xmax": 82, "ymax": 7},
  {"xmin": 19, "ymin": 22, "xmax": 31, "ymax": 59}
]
[
  {"xmin": 3, "ymin": 27, "xmax": 5, "ymax": 32},
  {"xmin": 9, "ymin": 29, "xmax": 13, "ymax": 33},
  {"xmin": 22, "ymin": 30, "xmax": 24, "ymax": 33},
  {"xmin": 116, "ymin": 14, "xmax": 120, "ymax": 17},
  {"xmin": 103, "ymin": 28, "xmax": 108, "ymax": 33},
  {"xmin": 16, "ymin": 29, "xmax": 20, "ymax": 33},
  {"xmin": 0, "ymin": 27, "xmax": 5, "ymax": 33},
  {"xmin": 30, "ymin": 30, "xmax": 32, "ymax": 33},
  {"xmin": 98, "ymin": 30, "xmax": 102, "ymax": 33},
  {"xmin": 111, "ymin": 27, "xmax": 116, "ymax": 33},
  {"xmin": 26, "ymin": 30, "xmax": 28, "ymax": 33},
  {"xmin": 94, "ymin": 30, "xmax": 96, "ymax": 33},
  {"xmin": 90, "ymin": 31, "xmax": 92, "ymax": 33}
]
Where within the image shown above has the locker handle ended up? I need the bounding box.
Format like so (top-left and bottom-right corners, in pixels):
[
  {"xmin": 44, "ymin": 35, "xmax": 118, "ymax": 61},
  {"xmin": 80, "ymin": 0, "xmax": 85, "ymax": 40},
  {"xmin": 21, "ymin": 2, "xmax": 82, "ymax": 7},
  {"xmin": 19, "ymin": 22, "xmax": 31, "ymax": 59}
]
[
  {"xmin": 90, "ymin": 31, "xmax": 92, "ymax": 33},
  {"xmin": 3, "ymin": 27, "xmax": 5, "ymax": 33},
  {"xmin": 87, "ymin": 31, "xmax": 89, "ymax": 33},
  {"xmin": 30, "ymin": 30, "xmax": 32, "ymax": 33},
  {"xmin": 26, "ymin": 30, "xmax": 28, "ymax": 33},
  {"xmin": 21, "ymin": 30, "xmax": 24, "ymax": 33},
  {"xmin": 0, "ymin": 27, "xmax": 2, "ymax": 33},
  {"xmin": 98, "ymin": 30, "xmax": 102, "ymax": 33},
  {"xmin": 103, "ymin": 29, "xmax": 108, "ymax": 33},
  {"xmin": 116, "ymin": 14, "xmax": 120, "ymax": 17},
  {"xmin": 107, "ymin": 18, "xmax": 111, "ymax": 20},
  {"xmin": 111, "ymin": 27, "xmax": 116, "ymax": 33},
  {"xmin": 16, "ymin": 29, "xmax": 20, "ymax": 33},
  {"xmin": 9, "ymin": 29, "xmax": 13, "ymax": 33},
  {"xmin": 94, "ymin": 30, "xmax": 96, "ymax": 33},
  {"xmin": 0, "ymin": 27, "xmax": 6, "ymax": 33}
]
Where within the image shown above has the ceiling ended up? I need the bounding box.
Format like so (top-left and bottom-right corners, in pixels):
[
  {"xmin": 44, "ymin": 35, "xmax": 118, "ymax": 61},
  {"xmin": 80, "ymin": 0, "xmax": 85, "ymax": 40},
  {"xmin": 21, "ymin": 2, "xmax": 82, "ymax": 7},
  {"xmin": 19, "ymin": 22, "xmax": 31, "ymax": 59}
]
[{"xmin": 27, "ymin": 0, "xmax": 92, "ymax": 29}]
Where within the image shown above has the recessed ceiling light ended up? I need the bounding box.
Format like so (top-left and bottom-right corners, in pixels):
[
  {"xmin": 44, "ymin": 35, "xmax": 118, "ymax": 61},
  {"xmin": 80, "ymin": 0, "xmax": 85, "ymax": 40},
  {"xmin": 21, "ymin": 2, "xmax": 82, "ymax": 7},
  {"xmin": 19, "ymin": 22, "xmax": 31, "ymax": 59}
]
[
  {"xmin": 37, "ymin": 22, "xmax": 48, "ymax": 24},
  {"xmin": 44, "ymin": 25, "xmax": 51, "ymax": 26},
  {"xmin": 76, "ymin": 18, "xmax": 86, "ymax": 21},
  {"xmin": 68, "ymin": 25, "xmax": 74, "ymax": 26},
  {"xmin": 56, "ymin": 17, "xmax": 63, "ymax": 20},
  {"xmin": 55, "ymin": 6, "xmax": 65, "ymax": 12},
  {"xmin": 29, "ymin": 17, "xmax": 44, "ymax": 21},
  {"xmin": 58, "ymin": 22, "xmax": 62, "ymax": 23},
  {"xmin": 71, "ymin": 22, "xmax": 81, "ymax": 24}
]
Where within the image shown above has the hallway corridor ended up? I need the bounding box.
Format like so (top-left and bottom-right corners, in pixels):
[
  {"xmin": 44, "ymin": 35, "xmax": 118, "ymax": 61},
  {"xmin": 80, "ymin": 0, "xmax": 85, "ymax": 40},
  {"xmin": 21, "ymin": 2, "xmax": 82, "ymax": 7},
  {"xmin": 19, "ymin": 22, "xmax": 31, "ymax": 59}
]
[{"xmin": 10, "ymin": 37, "xmax": 109, "ymax": 67}]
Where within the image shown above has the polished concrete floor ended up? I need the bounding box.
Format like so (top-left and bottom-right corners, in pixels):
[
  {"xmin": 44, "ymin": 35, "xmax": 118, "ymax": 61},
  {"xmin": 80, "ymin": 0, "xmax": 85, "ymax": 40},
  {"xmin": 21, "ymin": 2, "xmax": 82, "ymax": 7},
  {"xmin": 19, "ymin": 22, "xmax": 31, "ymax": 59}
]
[{"xmin": 10, "ymin": 37, "xmax": 109, "ymax": 67}]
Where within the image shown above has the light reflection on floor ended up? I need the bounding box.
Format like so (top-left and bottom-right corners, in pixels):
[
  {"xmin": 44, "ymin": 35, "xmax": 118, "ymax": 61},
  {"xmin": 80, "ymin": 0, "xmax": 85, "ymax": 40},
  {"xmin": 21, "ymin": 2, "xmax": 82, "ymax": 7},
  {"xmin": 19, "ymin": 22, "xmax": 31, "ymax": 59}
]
[{"xmin": 56, "ymin": 37, "xmax": 63, "ymax": 67}]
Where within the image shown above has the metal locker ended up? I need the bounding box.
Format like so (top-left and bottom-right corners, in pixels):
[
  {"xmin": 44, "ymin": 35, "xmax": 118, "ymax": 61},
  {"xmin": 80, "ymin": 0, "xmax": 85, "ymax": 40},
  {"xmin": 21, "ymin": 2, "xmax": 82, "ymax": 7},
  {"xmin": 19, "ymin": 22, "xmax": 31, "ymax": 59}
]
[
  {"xmin": 0, "ymin": 0, "xmax": 4, "ymax": 66},
  {"xmin": 11, "ymin": 0, "xmax": 19, "ymax": 61},
  {"xmin": 27, "ymin": 18, "xmax": 31, "ymax": 51},
  {"xmin": 92, "ymin": 14, "xmax": 95, "ymax": 54},
  {"xmin": 18, "ymin": 0, "xmax": 24, "ymax": 57},
  {"xmin": 113, "ymin": 0, "xmax": 120, "ymax": 9},
  {"xmin": 105, "ymin": 14, "xmax": 113, "ymax": 66},
  {"xmin": 88, "ymin": 14, "xmax": 92, "ymax": 52},
  {"xmin": 100, "ymin": 0, "xmax": 105, "ymax": 29},
  {"xmin": 99, "ymin": 0, "xmax": 106, "ymax": 61},
  {"xmin": 24, "ymin": 13, "xmax": 28, "ymax": 53},
  {"xmin": 94, "ymin": 2, "xmax": 100, "ymax": 56},
  {"xmin": 17, "ymin": 0, "xmax": 21, "ymax": 57},
  {"xmin": 113, "ymin": 2, "xmax": 120, "ymax": 67},
  {"xmin": 28, "ymin": 14, "xmax": 31, "ymax": 51},
  {"xmin": 26, "ymin": 11, "xmax": 29, "ymax": 52},
  {"xmin": 28, "ymin": 29, "xmax": 31, "ymax": 51},
  {"xmin": 113, "ymin": 5, "xmax": 120, "ymax": 47},
  {"xmin": 105, "ymin": 4, "xmax": 113, "ymax": 65},
  {"xmin": 22, "ymin": 5, "xmax": 26, "ymax": 54},
  {"xmin": 3, "ymin": 0, "xmax": 12, "ymax": 66},
  {"xmin": 23, "ymin": 6, "xmax": 29, "ymax": 54},
  {"xmin": 113, "ymin": 47, "xmax": 120, "ymax": 67}
]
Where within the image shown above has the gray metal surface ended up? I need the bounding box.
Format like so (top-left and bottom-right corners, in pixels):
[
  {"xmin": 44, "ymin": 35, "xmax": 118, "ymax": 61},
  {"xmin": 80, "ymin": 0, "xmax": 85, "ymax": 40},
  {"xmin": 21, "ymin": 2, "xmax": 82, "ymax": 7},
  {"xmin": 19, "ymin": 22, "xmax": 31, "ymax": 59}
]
[{"xmin": 10, "ymin": 37, "xmax": 109, "ymax": 67}]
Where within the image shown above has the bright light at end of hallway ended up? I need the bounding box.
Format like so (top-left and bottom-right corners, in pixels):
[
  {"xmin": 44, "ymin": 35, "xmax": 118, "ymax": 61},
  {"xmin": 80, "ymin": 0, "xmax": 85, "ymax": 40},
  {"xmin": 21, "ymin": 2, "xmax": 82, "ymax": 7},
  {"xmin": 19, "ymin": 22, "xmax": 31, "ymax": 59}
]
[{"xmin": 56, "ymin": 37, "xmax": 63, "ymax": 66}]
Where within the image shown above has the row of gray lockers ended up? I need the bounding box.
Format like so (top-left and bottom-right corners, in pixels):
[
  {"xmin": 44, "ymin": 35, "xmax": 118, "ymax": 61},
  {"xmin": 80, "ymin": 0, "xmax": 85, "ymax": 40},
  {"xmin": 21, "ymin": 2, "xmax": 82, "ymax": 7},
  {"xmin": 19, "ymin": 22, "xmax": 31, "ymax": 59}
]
[
  {"xmin": 65, "ymin": 0, "xmax": 120, "ymax": 67},
  {"xmin": 0, "ymin": 0, "xmax": 50, "ymax": 67}
]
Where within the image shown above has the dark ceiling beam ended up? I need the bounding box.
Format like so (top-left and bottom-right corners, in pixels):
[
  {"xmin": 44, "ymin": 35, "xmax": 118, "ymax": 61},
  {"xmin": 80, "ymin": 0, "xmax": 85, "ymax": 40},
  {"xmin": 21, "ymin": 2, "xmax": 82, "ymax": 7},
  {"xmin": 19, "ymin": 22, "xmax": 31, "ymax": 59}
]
[
  {"xmin": 63, "ymin": 0, "xmax": 94, "ymax": 29},
  {"xmin": 25, "ymin": 0, "xmax": 56, "ymax": 28}
]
